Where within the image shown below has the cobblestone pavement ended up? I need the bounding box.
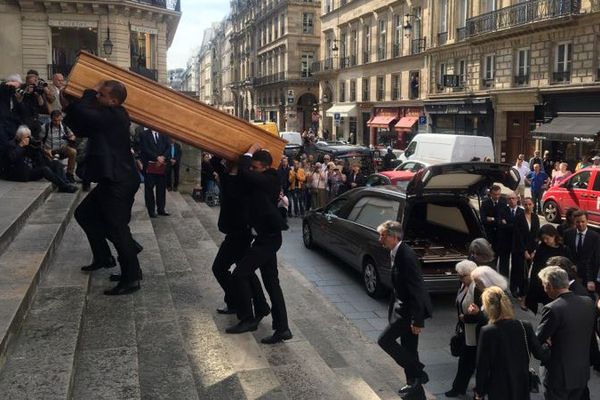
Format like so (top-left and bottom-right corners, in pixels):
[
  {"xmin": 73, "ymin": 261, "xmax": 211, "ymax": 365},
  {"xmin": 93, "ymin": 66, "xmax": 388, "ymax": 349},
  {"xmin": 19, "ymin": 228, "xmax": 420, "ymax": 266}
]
[{"xmin": 281, "ymin": 217, "xmax": 600, "ymax": 399}]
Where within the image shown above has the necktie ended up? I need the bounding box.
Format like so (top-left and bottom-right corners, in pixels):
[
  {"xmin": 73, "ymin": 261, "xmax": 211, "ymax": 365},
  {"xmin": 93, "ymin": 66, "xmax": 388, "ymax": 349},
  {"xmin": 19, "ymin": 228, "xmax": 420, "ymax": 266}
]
[
  {"xmin": 511, "ymin": 208, "xmax": 515, "ymax": 218},
  {"xmin": 577, "ymin": 232, "xmax": 584, "ymax": 254},
  {"xmin": 153, "ymin": 132, "xmax": 158, "ymax": 143}
]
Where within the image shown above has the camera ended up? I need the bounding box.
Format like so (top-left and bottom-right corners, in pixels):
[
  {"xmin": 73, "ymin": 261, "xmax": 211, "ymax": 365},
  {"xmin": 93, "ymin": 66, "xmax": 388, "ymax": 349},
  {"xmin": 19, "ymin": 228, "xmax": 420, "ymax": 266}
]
[{"xmin": 19, "ymin": 79, "xmax": 48, "ymax": 96}]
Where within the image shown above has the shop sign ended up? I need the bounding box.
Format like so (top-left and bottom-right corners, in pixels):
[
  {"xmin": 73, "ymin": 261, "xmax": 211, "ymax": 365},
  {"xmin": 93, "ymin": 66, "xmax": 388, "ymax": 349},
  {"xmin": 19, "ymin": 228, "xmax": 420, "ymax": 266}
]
[
  {"xmin": 574, "ymin": 137, "xmax": 595, "ymax": 143},
  {"xmin": 130, "ymin": 25, "xmax": 159, "ymax": 35},
  {"xmin": 49, "ymin": 20, "xmax": 98, "ymax": 28},
  {"xmin": 418, "ymin": 116, "xmax": 427, "ymax": 125}
]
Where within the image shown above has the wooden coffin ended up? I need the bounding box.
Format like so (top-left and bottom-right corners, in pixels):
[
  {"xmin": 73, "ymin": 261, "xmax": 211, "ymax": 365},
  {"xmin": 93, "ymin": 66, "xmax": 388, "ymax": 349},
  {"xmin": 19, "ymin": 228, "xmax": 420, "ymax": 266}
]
[{"xmin": 64, "ymin": 51, "xmax": 286, "ymax": 165}]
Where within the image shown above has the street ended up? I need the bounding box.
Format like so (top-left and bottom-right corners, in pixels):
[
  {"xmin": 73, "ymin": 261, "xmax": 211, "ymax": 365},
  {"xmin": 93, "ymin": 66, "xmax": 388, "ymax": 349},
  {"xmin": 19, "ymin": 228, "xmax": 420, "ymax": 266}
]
[{"xmin": 280, "ymin": 217, "xmax": 600, "ymax": 399}]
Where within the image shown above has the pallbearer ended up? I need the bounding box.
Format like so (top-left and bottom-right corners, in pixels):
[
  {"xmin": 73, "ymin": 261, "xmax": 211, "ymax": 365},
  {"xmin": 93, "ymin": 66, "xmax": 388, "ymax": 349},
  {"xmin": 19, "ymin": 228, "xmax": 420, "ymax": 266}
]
[{"xmin": 62, "ymin": 80, "xmax": 142, "ymax": 295}]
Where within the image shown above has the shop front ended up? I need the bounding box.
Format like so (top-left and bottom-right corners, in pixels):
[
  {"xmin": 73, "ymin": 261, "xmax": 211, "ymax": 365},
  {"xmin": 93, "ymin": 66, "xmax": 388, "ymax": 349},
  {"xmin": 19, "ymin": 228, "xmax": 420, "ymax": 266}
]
[
  {"xmin": 368, "ymin": 107, "xmax": 423, "ymax": 149},
  {"xmin": 325, "ymin": 103, "xmax": 358, "ymax": 141},
  {"xmin": 424, "ymin": 98, "xmax": 494, "ymax": 138}
]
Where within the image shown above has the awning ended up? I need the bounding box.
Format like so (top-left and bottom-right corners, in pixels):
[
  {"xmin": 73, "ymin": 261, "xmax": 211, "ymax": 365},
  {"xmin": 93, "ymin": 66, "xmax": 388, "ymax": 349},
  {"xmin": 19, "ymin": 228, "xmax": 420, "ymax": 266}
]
[
  {"xmin": 367, "ymin": 115, "xmax": 398, "ymax": 128},
  {"xmin": 325, "ymin": 103, "xmax": 357, "ymax": 118},
  {"xmin": 531, "ymin": 114, "xmax": 600, "ymax": 142},
  {"xmin": 395, "ymin": 116, "xmax": 419, "ymax": 130}
]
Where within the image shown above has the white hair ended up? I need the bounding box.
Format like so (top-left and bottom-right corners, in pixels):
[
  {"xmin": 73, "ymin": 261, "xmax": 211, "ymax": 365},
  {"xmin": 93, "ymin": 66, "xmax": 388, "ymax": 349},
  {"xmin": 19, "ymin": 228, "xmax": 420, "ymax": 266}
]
[
  {"xmin": 15, "ymin": 125, "xmax": 31, "ymax": 141},
  {"xmin": 5, "ymin": 73, "xmax": 23, "ymax": 84},
  {"xmin": 455, "ymin": 260, "xmax": 477, "ymax": 276},
  {"xmin": 471, "ymin": 266, "xmax": 508, "ymax": 291}
]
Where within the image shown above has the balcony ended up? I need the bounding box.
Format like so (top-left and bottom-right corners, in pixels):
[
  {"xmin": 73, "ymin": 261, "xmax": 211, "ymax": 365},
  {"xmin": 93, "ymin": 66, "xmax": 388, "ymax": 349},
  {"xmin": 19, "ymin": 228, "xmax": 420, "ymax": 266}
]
[
  {"xmin": 133, "ymin": 0, "xmax": 181, "ymax": 12},
  {"xmin": 438, "ymin": 32, "xmax": 448, "ymax": 46},
  {"xmin": 456, "ymin": 27, "xmax": 467, "ymax": 42},
  {"xmin": 255, "ymin": 72, "xmax": 286, "ymax": 86},
  {"xmin": 130, "ymin": 66, "xmax": 158, "ymax": 81},
  {"xmin": 514, "ymin": 74, "xmax": 530, "ymax": 86},
  {"xmin": 466, "ymin": 0, "xmax": 580, "ymax": 38},
  {"xmin": 411, "ymin": 38, "xmax": 426, "ymax": 55},
  {"xmin": 553, "ymin": 71, "xmax": 571, "ymax": 83}
]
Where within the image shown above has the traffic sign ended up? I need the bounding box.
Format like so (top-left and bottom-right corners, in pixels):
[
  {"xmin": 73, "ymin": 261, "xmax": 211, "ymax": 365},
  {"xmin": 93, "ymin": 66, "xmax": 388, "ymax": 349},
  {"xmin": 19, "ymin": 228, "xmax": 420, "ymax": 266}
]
[
  {"xmin": 334, "ymin": 113, "xmax": 341, "ymax": 121},
  {"xmin": 418, "ymin": 116, "xmax": 427, "ymax": 125}
]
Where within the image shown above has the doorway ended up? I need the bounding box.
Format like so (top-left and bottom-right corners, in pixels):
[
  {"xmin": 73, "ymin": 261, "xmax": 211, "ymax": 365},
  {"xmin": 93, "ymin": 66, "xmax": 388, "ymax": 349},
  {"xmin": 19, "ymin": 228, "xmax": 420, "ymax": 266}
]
[{"xmin": 504, "ymin": 111, "xmax": 536, "ymax": 164}]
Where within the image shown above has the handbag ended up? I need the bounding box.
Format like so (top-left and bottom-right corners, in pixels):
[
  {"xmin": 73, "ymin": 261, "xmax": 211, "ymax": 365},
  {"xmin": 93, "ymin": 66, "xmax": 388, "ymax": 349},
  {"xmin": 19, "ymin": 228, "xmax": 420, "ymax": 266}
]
[
  {"xmin": 519, "ymin": 320, "xmax": 541, "ymax": 393},
  {"xmin": 450, "ymin": 322, "xmax": 465, "ymax": 357}
]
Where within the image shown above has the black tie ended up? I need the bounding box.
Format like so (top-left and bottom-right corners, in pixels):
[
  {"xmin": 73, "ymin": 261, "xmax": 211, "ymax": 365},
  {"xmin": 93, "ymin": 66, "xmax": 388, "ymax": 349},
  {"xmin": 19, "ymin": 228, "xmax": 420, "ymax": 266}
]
[
  {"xmin": 153, "ymin": 132, "xmax": 158, "ymax": 143},
  {"xmin": 577, "ymin": 232, "xmax": 584, "ymax": 254},
  {"xmin": 511, "ymin": 208, "xmax": 515, "ymax": 218}
]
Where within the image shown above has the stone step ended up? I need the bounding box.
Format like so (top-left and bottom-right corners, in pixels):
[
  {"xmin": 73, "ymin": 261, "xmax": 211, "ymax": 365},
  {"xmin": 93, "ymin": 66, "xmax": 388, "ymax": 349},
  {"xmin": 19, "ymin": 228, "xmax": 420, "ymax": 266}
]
[
  {"xmin": 0, "ymin": 190, "xmax": 81, "ymax": 373},
  {"xmin": 173, "ymin": 192, "xmax": 404, "ymax": 399},
  {"xmin": 0, "ymin": 181, "xmax": 53, "ymax": 257},
  {"xmin": 0, "ymin": 216, "xmax": 90, "ymax": 399}
]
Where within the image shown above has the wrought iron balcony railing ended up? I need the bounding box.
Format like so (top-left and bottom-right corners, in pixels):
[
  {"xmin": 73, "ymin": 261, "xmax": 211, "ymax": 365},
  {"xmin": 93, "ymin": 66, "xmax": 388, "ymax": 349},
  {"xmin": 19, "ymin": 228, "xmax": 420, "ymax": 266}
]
[
  {"xmin": 134, "ymin": 0, "xmax": 181, "ymax": 12},
  {"xmin": 466, "ymin": 0, "xmax": 580, "ymax": 38},
  {"xmin": 481, "ymin": 78, "xmax": 495, "ymax": 88},
  {"xmin": 553, "ymin": 71, "xmax": 571, "ymax": 83},
  {"xmin": 456, "ymin": 27, "xmax": 467, "ymax": 42},
  {"xmin": 438, "ymin": 32, "xmax": 448, "ymax": 46},
  {"xmin": 411, "ymin": 38, "xmax": 426, "ymax": 55},
  {"xmin": 255, "ymin": 72, "xmax": 286, "ymax": 86},
  {"xmin": 130, "ymin": 66, "xmax": 158, "ymax": 81},
  {"xmin": 514, "ymin": 74, "xmax": 530, "ymax": 86}
]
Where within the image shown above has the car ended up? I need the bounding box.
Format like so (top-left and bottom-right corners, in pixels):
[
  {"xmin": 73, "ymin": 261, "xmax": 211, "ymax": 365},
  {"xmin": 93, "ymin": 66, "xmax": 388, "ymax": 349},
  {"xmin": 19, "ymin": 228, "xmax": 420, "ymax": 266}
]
[
  {"xmin": 314, "ymin": 143, "xmax": 375, "ymax": 174},
  {"xmin": 281, "ymin": 131, "xmax": 303, "ymax": 160},
  {"xmin": 302, "ymin": 162, "xmax": 520, "ymax": 297},
  {"xmin": 372, "ymin": 148, "xmax": 404, "ymax": 170},
  {"xmin": 542, "ymin": 167, "xmax": 600, "ymax": 225},
  {"xmin": 366, "ymin": 161, "xmax": 430, "ymax": 187}
]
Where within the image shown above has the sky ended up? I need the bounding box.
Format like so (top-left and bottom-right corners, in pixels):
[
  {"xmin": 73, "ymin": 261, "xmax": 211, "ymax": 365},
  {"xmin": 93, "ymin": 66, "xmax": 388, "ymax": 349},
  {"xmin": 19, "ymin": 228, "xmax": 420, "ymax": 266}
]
[{"xmin": 167, "ymin": 0, "xmax": 230, "ymax": 70}]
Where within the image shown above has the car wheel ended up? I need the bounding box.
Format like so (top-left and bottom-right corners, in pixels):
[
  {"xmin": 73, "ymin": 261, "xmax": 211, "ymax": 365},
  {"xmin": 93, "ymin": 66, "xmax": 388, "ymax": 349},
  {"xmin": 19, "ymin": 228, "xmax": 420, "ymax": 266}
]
[
  {"xmin": 362, "ymin": 258, "xmax": 385, "ymax": 298},
  {"xmin": 302, "ymin": 222, "xmax": 314, "ymax": 249},
  {"xmin": 543, "ymin": 200, "xmax": 561, "ymax": 224}
]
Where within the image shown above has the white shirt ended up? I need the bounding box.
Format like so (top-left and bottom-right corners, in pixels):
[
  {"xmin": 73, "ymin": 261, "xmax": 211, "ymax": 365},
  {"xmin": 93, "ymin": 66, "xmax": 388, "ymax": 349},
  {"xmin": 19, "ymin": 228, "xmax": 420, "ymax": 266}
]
[
  {"xmin": 390, "ymin": 241, "xmax": 402, "ymax": 266},
  {"xmin": 576, "ymin": 228, "xmax": 587, "ymax": 248},
  {"xmin": 516, "ymin": 163, "xmax": 530, "ymax": 185}
]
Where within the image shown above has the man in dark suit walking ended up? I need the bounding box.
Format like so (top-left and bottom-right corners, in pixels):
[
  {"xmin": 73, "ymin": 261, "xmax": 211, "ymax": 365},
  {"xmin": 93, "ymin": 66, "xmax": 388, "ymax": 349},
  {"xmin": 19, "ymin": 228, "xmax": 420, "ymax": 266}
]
[
  {"xmin": 166, "ymin": 139, "xmax": 182, "ymax": 191},
  {"xmin": 479, "ymin": 185, "xmax": 505, "ymax": 259},
  {"xmin": 537, "ymin": 266, "xmax": 596, "ymax": 400},
  {"xmin": 497, "ymin": 191, "xmax": 521, "ymax": 278},
  {"xmin": 62, "ymin": 80, "xmax": 142, "ymax": 295},
  {"xmin": 139, "ymin": 128, "xmax": 170, "ymax": 218},
  {"xmin": 226, "ymin": 145, "xmax": 291, "ymax": 344},
  {"xmin": 376, "ymin": 220, "xmax": 432, "ymax": 400}
]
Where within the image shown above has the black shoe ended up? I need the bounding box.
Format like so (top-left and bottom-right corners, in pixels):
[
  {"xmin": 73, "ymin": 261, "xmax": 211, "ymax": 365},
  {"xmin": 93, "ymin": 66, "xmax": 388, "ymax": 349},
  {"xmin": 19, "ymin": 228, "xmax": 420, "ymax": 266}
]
[
  {"xmin": 82, "ymin": 182, "xmax": 91, "ymax": 192},
  {"xmin": 81, "ymin": 256, "xmax": 116, "ymax": 271},
  {"xmin": 261, "ymin": 329, "xmax": 293, "ymax": 344},
  {"xmin": 133, "ymin": 239, "xmax": 144, "ymax": 254},
  {"xmin": 216, "ymin": 306, "xmax": 238, "ymax": 315},
  {"xmin": 444, "ymin": 389, "xmax": 463, "ymax": 398},
  {"xmin": 420, "ymin": 371, "xmax": 429, "ymax": 385},
  {"xmin": 149, "ymin": 212, "xmax": 158, "ymax": 218},
  {"xmin": 398, "ymin": 378, "xmax": 424, "ymax": 396},
  {"xmin": 254, "ymin": 308, "xmax": 271, "ymax": 324},
  {"xmin": 157, "ymin": 211, "xmax": 170, "ymax": 216},
  {"xmin": 225, "ymin": 319, "xmax": 258, "ymax": 334},
  {"xmin": 103, "ymin": 281, "xmax": 140, "ymax": 296}
]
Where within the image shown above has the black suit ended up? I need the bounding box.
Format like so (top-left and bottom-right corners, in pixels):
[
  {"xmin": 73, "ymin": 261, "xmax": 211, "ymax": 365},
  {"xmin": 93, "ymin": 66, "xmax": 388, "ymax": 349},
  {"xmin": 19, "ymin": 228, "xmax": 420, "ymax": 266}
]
[
  {"xmin": 64, "ymin": 89, "xmax": 141, "ymax": 284},
  {"xmin": 232, "ymin": 154, "xmax": 289, "ymax": 331},
  {"xmin": 563, "ymin": 228, "xmax": 600, "ymax": 287},
  {"xmin": 347, "ymin": 171, "xmax": 366, "ymax": 189},
  {"xmin": 537, "ymin": 292, "xmax": 596, "ymax": 399},
  {"xmin": 378, "ymin": 242, "xmax": 432, "ymax": 394},
  {"xmin": 166, "ymin": 142, "xmax": 182, "ymax": 190},
  {"xmin": 497, "ymin": 206, "xmax": 523, "ymax": 277},
  {"xmin": 480, "ymin": 197, "xmax": 507, "ymax": 256},
  {"xmin": 139, "ymin": 130, "xmax": 170, "ymax": 215},
  {"xmin": 210, "ymin": 157, "xmax": 269, "ymax": 315},
  {"xmin": 511, "ymin": 212, "xmax": 540, "ymax": 296}
]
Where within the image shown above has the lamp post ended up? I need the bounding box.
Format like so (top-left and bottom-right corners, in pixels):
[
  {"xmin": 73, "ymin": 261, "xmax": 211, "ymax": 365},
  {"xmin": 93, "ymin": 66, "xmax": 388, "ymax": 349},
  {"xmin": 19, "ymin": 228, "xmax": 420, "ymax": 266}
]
[{"xmin": 103, "ymin": 7, "xmax": 113, "ymax": 56}]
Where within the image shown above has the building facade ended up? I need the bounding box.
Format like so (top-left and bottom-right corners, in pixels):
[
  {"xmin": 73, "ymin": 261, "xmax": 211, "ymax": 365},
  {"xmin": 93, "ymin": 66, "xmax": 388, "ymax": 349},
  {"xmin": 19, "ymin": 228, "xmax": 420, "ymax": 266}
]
[
  {"xmin": 229, "ymin": 0, "xmax": 322, "ymax": 132},
  {"xmin": 0, "ymin": 0, "xmax": 181, "ymax": 84},
  {"xmin": 314, "ymin": 0, "xmax": 430, "ymax": 147}
]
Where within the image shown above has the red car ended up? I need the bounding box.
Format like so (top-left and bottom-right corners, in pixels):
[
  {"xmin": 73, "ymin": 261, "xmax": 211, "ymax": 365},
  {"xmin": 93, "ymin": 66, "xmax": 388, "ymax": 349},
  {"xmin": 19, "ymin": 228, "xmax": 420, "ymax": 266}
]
[
  {"xmin": 366, "ymin": 160, "xmax": 429, "ymax": 186},
  {"xmin": 542, "ymin": 167, "xmax": 600, "ymax": 225}
]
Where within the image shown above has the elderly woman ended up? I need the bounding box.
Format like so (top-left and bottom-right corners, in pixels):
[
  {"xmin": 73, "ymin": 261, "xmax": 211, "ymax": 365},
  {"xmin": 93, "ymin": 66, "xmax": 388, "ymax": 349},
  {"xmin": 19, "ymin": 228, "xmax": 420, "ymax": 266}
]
[
  {"xmin": 474, "ymin": 287, "xmax": 548, "ymax": 400},
  {"xmin": 471, "ymin": 266, "xmax": 509, "ymax": 292},
  {"xmin": 5, "ymin": 125, "xmax": 77, "ymax": 192},
  {"xmin": 445, "ymin": 260, "xmax": 488, "ymax": 398},
  {"xmin": 468, "ymin": 238, "xmax": 496, "ymax": 266}
]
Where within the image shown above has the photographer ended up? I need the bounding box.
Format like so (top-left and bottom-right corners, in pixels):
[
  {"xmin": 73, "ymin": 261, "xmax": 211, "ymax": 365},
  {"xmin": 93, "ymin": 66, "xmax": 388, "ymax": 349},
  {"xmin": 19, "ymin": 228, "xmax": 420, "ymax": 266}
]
[
  {"xmin": 42, "ymin": 110, "xmax": 77, "ymax": 183},
  {"xmin": 5, "ymin": 125, "xmax": 77, "ymax": 193},
  {"xmin": 19, "ymin": 70, "xmax": 49, "ymax": 139},
  {"xmin": 0, "ymin": 74, "xmax": 25, "ymax": 148}
]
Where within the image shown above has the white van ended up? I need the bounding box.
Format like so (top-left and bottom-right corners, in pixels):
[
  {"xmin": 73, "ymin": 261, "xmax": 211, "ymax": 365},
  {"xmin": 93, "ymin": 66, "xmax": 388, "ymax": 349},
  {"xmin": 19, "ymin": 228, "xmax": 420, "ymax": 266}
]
[{"xmin": 399, "ymin": 134, "xmax": 494, "ymax": 164}]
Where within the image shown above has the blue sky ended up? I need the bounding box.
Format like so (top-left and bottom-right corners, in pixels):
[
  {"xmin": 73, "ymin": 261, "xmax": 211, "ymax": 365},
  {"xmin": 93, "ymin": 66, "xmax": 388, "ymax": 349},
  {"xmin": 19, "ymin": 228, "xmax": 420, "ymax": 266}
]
[{"xmin": 167, "ymin": 0, "xmax": 230, "ymax": 69}]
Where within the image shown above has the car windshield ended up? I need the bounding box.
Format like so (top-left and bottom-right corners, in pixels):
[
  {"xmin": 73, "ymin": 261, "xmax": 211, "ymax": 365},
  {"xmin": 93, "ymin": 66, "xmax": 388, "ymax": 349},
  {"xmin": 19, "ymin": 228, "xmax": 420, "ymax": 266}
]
[{"xmin": 281, "ymin": 132, "xmax": 302, "ymax": 145}]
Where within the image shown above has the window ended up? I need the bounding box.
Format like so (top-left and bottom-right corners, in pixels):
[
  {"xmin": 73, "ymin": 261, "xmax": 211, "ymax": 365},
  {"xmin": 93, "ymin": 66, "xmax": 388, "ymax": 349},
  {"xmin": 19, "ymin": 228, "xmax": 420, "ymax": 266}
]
[
  {"xmin": 130, "ymin": 31, "xmax": 157, "ymax": 70},
  {"xmin": 303, "ymin": 13, "xmax": 314, "ymax": 34},
  {"xmin": 567, "ymin": 171, "xmax": 591, "ymax": 189},
  {"xmin": 363, "ymin": 24, "xmax": 370, "ymax": 64},
  {"xmin": 392, "ymin": 74, "xmax": 401, "ymax": 100},
  {"xmin": 409, "ymin": 71, "xmax": 420, "ymax": 99},
  {"xmin": 340, "ymin": 32, "xmax": 347, "ymax": 61},
  {"xmin": 362, "ymin": 77, "xmax": 370, "ymax": 101},
  {"xmin": 393, "ymin": 15, "xmax": 402, "ymax": 57},
  {"xmin": 439, "ymin": 0, "xmax": 448, "ymax": 34},
  {"xmin": 339, "ymin": 80, "xmax": 346, "ymax": 102},
  {"xmin": 483, "ymin": 54, "xmax": 495, "ymax": 86},
  {"xmin": 281, "ymin": 14, "xmax": 285, "ymax": 34},
  {"xmin": 480, "ymin": 0, "xmax": 496, "ymax": 13},
  {"xmin": 301, "ymin": 52, "xmax": 314, "ymax": 77},
  {"xmin": 554, "ymin": 42, "xmax": 572, "ymax": 82},
  {"xmin": 350, "ymin": 80, "xmax": 356, "ymax": 102},
  {"xmin": 351, "ymin": 30, "xmax": 358, "ymax": 59},
  {"xmin": 515, "ymin": 48, "xmax": 530, "ymax": 85},
  {"xmin": 457, "ymin": 59, "xmax": 466, "ymax": 86},
  {"xmin": 347, "ymin": 197, "xmax": 400, "ymax": 229},
  {"xmin": 274, "ymin": 16, "xmax": 278, "ymax": 38},
  {"xmin": 325, "ymin": 0, "xmax": 332, "ymax": 13},
  {"xmin": 324, "ymin": 197, "xmax": 349, "ymax": 217},
  {"xmin": 457, "ymin": 0, "xmax": 467, "ymax": 28},
  {"xmin": 439, "ymin": 62, "xmax": 446, "ymax": 86},
  {"xmin": 378, "ymin": 18, "xmax": 387, "ymax": 60},
  {"xmin": 376, "ymin": 76, "xmax": 385, "ymax": 101}
]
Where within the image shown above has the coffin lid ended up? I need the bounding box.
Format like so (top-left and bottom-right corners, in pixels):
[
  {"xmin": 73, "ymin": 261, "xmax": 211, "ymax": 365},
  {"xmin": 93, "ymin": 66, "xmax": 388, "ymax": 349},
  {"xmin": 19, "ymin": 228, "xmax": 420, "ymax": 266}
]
[{"xmin": 406, "ymin": 162, "xmax": 520, "ymax": 197}]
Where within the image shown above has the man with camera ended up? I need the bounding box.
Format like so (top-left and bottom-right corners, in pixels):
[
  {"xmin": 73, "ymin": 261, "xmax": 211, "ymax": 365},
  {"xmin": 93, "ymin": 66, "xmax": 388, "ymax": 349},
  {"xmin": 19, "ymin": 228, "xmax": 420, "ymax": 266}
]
[
  {"xmin": 19, "ymin": 70, "xmax": 49, "ymax": 139},
  {"xmin": 42, "ymin": 110, "xmax": 77, "ymax": 183}
]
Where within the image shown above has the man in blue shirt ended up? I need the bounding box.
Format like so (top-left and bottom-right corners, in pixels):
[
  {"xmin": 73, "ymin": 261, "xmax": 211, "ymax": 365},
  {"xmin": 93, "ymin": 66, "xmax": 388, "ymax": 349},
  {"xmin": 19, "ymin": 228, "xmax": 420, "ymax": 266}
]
[{"xmin": 526, "ymin": 163, "xmax": 549, "ymax": 215}]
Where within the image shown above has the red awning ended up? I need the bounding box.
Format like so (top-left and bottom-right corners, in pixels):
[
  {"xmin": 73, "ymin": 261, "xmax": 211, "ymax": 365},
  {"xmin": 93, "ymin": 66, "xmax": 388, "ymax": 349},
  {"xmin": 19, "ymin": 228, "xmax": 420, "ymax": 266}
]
[
  {"xmin": 367, "ymin": 115, "xmax": 398, "ymax": 128},
  {"xmin": 395, "ymin": 116, "xmax": 419, "ymax": 130}
]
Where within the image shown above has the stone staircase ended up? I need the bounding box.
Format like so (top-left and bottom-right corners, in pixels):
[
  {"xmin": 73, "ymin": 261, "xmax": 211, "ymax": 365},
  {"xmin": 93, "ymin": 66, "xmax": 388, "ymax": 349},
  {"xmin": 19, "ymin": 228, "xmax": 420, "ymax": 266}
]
[{"xmin": 0, "ymin": 182, "xmax": 431, "ymax": 400}]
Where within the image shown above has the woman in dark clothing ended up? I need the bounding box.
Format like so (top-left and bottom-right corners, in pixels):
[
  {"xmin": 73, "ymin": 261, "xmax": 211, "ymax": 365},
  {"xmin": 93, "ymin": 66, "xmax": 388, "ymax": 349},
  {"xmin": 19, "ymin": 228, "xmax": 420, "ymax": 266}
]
[
  {"xmin": 511, "ymin": 197, "xmax": 540, "ymax": 299},
  {"xmin": 201, "ymin": 153, "xmax": 216, "ymax": 201},
  {"xmin": 557, "ymin": 207, "xmax": 576, "ymax": 237},
  {"xmin": 6, "ymin": 125, "xmax": 76, "ymax": 192},
  {"xmin": 524, "ymin": 224, "xmax": 571, "ymax": 314},
  {"xmin": 475, "ymin": 287, "xmax": 548, "ymax": 400}
]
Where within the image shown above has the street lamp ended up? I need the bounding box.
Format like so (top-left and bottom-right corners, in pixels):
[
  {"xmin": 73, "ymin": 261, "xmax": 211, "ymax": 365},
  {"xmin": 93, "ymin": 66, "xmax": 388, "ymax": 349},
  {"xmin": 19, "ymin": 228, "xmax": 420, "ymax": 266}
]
[
  {"xmin": 403, "ymin": 13, "xmax": 420, "ymax": 31},
  {"xmin": 103, "ymin": 27, "xmax": 113, "ymax": 56}
]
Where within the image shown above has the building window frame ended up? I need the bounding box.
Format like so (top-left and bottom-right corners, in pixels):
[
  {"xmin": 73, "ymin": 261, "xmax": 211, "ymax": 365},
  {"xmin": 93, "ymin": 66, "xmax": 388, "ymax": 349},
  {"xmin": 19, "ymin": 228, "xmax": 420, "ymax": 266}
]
[
  {"xmin": 515, "ymin": 48, "xmax": 530, "ymax": 86},
  {"xmin": 339, "ymin": 80, "xmax": 346, "ymax": 102},
  {"xmin": 376, "ymin": 76, "xmax": 385, "ymax": 101},
  {"xmin": 393, "ymin": 14, "xmax": 402, "ymax": 57},
  {"xmin": 363, "ymin": 24, "xmax": 371, "ymax": 64},
  {"xmin": 554, "ymin": 41, "xmax": 572, "ymax": 83},
  {"xmin": 392, "ymin": 74, "xmax": 401, "ymax": 100},
  {"xmin": 350, "ymin": 79, "xmax": 356, "ymax": 102},
  {"xmin": 303, "ymin": 13, "xmax": 314, "ymax": 34},
  {"xmin": 362, "ymin": 77, "xmax": 370, "ymax": 101},
  {"xmin": 378, "ymin": 18, "xmax": 387, "ymax": 61},
  {"xmin": 482, "ymin": 54, "xmax": 495, "ymax": 88}
]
